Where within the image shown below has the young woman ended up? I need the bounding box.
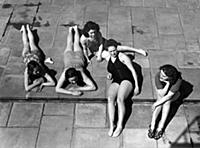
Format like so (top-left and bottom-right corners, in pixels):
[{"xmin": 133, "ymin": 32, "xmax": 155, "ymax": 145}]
[
  {"xmin": 55, "ymin": 26, "xmax": 96, "ymax": 96},
  {"xmin": 104, "ymin": 39, "xmax": 139, "ymax": 138},
  {"xmin": 21, "ymin": 24, "xmax": 55, "ymax": 92},
  {"xmin": 80, "ymin": 21, "xmax": 148, "ymax": 63},
  {"xmin": 148, "ymin": 64, "xmax": 182, "ymax": 140}
]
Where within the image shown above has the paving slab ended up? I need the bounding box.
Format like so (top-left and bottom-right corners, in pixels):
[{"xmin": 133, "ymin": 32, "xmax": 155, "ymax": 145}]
[
  {"xmin": 135, "ymin": 68, "xmax": 154, "ymax": 99},
  {"xmin": 0, "ymin": 102, "xmax": 12, "ymax": 126},
  {"xmin": 0, "ymin": 47, "xmax": 10, "ymax": 66},
  {"xmin": 5, "ymin": 29, "xmax": 23, "ymax": 57},
  {"xmin": 144, "ymin": 0, "xmax": 166, "ymax": 7},
  {"xmin": 120, "ymin": 0, "xmax": 143, "ymax": 7},
  {"xmin": 0, "ymin": 75, "xmax": 25, "ymax": 99},
  {"xmin": 37, "ymin": 116, "xmax": 73, "ymax": 148},
  {"xmin": 72, "ymin": 128, "xmax": 120, "ymax": 148},
  {"xmin": 44, "ymin": 102, "xmax": 74, "ymax": 116},
  {"xmin": 3, "ymin": 56, "xmax": 24, "ymax": 75},
  {"xmin": 75, "ymin": 0, "xmax": 107, "ymax": 6},
  {"xmin": 0, "ymin": 128, "xmax": 38, "ymax": 148},
  {"xmin": 85, "ymin": 4, "xmax": 108, "ymax": 26},
  {"xmin": 157, "ymin": 116, "xmax": 191, "ymax": 148},
  {"xmin": 159, "ymin": 34, "xmax": 186, "ymax": 51},
  {"xmin": 8, "ymin": 102, "xmax": 43, "ymax": 127},
  {"xmin": 183, "ymin": 104, "xmax": 200, "ymax": 135},
  {"xmin": 125, "ymin": 104, "xmax": 152, "ymax": 128},
  {"xmin": 123, "ymin": 128, "xmax": 156, "ymax": 148},
  {"xmin": 149, "ymin": 50, "xmax": 178, "ymax": 68},
  {"xmin": 180, "ymin": 69, "xmax": 200, "ymax": 100},
  {"xmin": 177, "ymin": 51, "xmax": 200, "ymax": 69},
  {"xmin": 75, "ymin": 103, "xmax": 106, "ymax": 127},
  {"xmin": 131, "ymin": 7, "xmax": 157, "ymax": 36},
  {"xmin": 51, "ymin": 0, "xmax": 74, "ymax": 7},
  {"xmin": 108, "ymin": 6, "xmax": 132, "ymax": 42},
  {"xmin": 156, "ymin": 8, "xmax": 182, "ymax": 35},
  {"xmin": 166, "ymin": 0, "xmax": 199, "ymax": 9}
]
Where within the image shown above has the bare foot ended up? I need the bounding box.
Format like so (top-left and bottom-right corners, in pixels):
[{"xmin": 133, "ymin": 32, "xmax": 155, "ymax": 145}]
[
  {"xmin": 112, "ymin": 126, "xmax": 123, "ymax": 138},
  {"xmin": 108, "ymin": 126, "xmax": 115, "ymax": 137},
  {"xmin": 20, "ymin": 25, "xmax": 25, "ymax": 33},
  {"xmin": 139, "ymin": 49, "xmax": 148, "ymax": 57},
  {"xmin": 44, "ymin": 57, "xmax": 54, "ymax": 64}
]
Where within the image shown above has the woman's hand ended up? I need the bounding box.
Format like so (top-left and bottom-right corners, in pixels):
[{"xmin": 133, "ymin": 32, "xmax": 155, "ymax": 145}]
[
  {"xmin": 134, "ymin": 86, "xmax": 139, "ymax": 96},
  {"xmin": 71, "ymin": 90, "xmax": 82, "ymax": 96},
  {"xmin": 96, "ymin": 56, "xmax": 103, "ymax": 62},
  {"xmin": 107, "ymin": 73, "xmax": 112, "ymax": 80},
  {"xmin": 33, "ymin": 77, "xmax": 44, "ymax": 84}
]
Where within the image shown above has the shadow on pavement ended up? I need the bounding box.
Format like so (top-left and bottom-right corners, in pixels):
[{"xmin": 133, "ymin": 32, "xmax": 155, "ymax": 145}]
[{"xmin": 171, "ymin": 116, "xmax": 200, "ymax": 148}]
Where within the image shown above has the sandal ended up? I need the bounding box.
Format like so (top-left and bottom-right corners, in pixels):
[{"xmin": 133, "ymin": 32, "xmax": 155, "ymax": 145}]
[
  {"xmin": 154, "ymin": 129, "xmax": 164, "ymax": 140},
  {"xmin": 148, "ymin": 125, "xmax": 155, "ymax": 139}
]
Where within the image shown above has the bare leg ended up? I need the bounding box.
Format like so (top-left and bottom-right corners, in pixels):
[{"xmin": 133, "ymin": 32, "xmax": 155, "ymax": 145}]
[
  {"xmin": 21, "ymin": 25, "xmax": 30, "ymax": 57},
  {"xmin": 73, "ymin": 25, "xmax": 82, "ymax": 52},
  {"xmin": 64, "ymin": 27, "xmax": 73, "ymax": 52},
  {"xmin": 26, "ymin": 24, "xmax": 38, "ymax": 51},
  {"xmin": 150, "ymin": 106, "xmax": 162, "ymax": 131},
  {"xmin": 107, "ymin": 83, "xmax": 119, "ymax": 137},
  {"xmin": 117, "ymin": 45, "xmax": 148, "ymax": 56},
  {"xmin": 112, "ymin": 80, "xmax": 133, "ymax": 137},
  {"xmin": 157, "ymin": 92, "xmax": 180, "ymax": 130}
]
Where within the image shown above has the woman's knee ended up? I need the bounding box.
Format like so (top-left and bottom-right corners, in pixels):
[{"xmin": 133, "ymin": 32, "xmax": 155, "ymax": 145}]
[
  {"xmin": 116, "ymin": 96, "xmax": 125, "ymax": 104},
  {"xmin": 107, "ymin": 96, "xmax": 115, "ymax": 104},
  {"xmin": 163, "ymin": 100, "xmax": 171, "ymax": 107}
]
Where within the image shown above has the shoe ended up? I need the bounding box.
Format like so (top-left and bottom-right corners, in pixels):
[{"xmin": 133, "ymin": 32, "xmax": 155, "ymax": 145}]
[
  {"xmin": 148, "ymin": 125, "xmax": 155, "ymax": 139},
  {"xmin": 154, "ymin": 129, "xmax": 164, "ymax": 140}
]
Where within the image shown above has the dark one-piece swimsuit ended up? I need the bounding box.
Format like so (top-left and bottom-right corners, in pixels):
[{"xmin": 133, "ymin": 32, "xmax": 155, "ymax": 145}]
[{"xmin": 107, "ymin": 55, "xmax": 135, "ymax": 86}]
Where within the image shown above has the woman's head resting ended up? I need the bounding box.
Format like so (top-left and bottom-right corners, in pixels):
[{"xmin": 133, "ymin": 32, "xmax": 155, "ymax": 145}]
[
  {"xmin": 65, "ymin": 67, "xmax": 79, "ymax": 84},
  {"xmin": 159, "ymin": 64, "xmax": 181, "ymax": 83},
  {"xmin": 27, "ymin": 61, "xmax": 43, "ymax": 77}
]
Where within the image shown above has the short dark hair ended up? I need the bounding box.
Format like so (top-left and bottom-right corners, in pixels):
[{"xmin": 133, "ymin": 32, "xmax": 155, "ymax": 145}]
[
  {"xmin": 83, "ymin": 21, "xmax": 100, "ymax": 37},
  {"xmin": 106, "ymin": 39, "xmax": 120, "ymax": 49},
  {"xmin": 159, "ymin": 64, "xmax": 181, "ymax": 84},
  {"xmin": 27, "ymin": 61, "xmax": 43, "ymax": 76},
  {"xmin": 27, "ymin": 61, "xmax": 44, "ymax": 82},
  {"xmin": 65, "ymin": 67, "xmax": 78, "ymax": 80}
]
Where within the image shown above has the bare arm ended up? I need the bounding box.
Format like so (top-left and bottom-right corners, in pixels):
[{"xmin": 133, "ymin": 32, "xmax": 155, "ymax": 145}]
[
  {"xmin": 96, "ymin": 33, "xmax": 104, "ymax": 62},
  {"xmin": 24, "ymin": 68, "xmax": 43, "ymax": 91},
  {"xmin": 55, "ymin": 70, "xmax": 82, "ymax": 96},
  {"xmin": 154, "ymin": 91, "xmax": 175, "ymax": 107},
  {"xmin": 38, "ymin": 73, "xmax": 56, "ymax": 91},
  {"xmin": 80, "ymin": 35, "xmax": 90, "ymax": 63},
  {"xmin": 119, "ymin": 53, "xmax": 139, "ymax": 95}
]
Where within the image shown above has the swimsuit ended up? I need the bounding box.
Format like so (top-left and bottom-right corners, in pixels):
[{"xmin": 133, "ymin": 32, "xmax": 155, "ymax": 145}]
[
  {"xmin": 64, "ymin": 51, "xmax": 86, "ymax": 69},
  {"xmin": 107, "ymin": 55, "xmax": 134, "ymax": 85}
]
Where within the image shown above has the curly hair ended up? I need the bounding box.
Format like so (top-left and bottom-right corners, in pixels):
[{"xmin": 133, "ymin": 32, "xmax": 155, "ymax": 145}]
[
  {"xmin": 159, "ymin": 64, "xmax": 181, "ymax": 84},
  {"xmin": 83, "ymin": 21, "xmax": 100, "ymax": 37}
]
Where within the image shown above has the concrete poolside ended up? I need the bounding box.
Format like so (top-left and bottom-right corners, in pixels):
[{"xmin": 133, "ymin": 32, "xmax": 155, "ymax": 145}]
[{"xmin": 0, "ymin": 0, "xmax": 200, "ymax": 148}]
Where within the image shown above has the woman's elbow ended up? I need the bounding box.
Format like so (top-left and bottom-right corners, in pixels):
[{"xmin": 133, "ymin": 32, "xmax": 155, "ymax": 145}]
[
  {"xmin": 55, "ymin": 86, "xmax": 60, "ymax": 93},
  {"xmin": 90, "ymin": 84, "xmax": 97, "ymax": 91}
]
